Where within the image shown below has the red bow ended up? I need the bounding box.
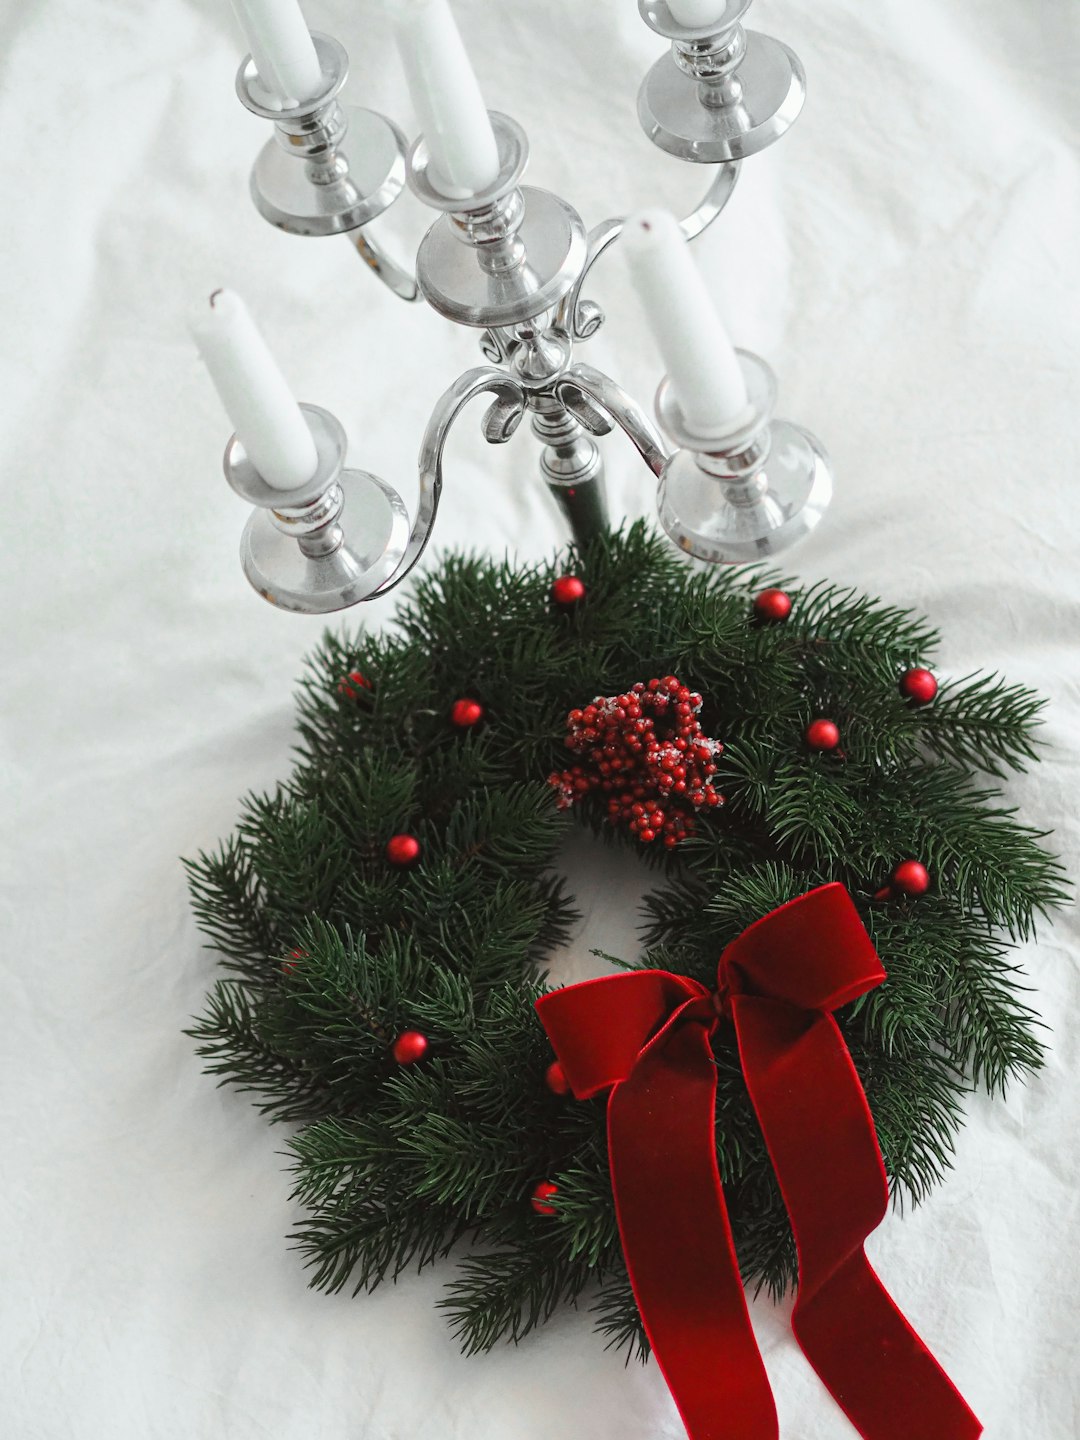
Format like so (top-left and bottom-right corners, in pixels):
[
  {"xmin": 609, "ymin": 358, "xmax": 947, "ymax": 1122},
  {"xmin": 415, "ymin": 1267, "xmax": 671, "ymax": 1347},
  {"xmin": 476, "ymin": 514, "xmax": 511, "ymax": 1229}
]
[{"xmin": 536, "ymin": 884, "xmax": 981, "ymax": 1440}]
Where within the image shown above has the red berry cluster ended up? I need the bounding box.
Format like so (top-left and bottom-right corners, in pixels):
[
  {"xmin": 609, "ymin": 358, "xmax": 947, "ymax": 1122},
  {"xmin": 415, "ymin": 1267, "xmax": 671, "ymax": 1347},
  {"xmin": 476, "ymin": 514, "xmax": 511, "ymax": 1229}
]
[{"xmin": 549, "ymin": 677, "xmax": 723, "ymax": 848}]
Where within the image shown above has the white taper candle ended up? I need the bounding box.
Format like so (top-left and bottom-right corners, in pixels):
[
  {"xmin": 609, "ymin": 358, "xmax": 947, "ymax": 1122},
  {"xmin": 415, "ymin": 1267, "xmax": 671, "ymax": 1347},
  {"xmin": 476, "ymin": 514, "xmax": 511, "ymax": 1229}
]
[
  {"xmin": 190, "ymin": 289, "xmax": 319, "ymax": 491},
  {"xmin": 392, "ymin": 0, "xmax": 501, "ymax": 200},
  {"xmin": 665, "ymin": 0, "xmax": 729, "ymax": 28},
  {"xmin": 230, "ymin": 0, "xmax": 324, "ymax": 107},
  {"xmin": 623, "ymin": 208, "xmax": 750, "ymax": 436}
]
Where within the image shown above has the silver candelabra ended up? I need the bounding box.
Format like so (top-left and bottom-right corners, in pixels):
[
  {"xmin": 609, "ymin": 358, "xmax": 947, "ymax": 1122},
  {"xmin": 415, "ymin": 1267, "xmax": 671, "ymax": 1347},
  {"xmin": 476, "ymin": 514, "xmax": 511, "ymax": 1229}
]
[{"xmin": 219, "ymin": 0, "xmax": 832, "ymax": 614}]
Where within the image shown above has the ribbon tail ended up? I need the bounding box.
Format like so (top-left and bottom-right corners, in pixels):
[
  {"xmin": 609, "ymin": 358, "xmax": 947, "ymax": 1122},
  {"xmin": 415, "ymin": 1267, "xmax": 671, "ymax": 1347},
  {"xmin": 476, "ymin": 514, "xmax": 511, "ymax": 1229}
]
[
  {"xmin": 732, "ymin": 996, "xmax": 982, "ymax": 1440},
  {"xmin": 608, "ymin": 1020, "xmax": 778, "ymax": 1440}
]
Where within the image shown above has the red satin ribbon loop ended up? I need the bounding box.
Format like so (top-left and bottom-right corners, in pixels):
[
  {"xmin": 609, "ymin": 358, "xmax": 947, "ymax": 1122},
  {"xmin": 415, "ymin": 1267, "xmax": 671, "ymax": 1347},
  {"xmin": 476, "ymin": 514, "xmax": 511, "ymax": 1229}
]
[{"xmin": 535, "ymin": 883, "xmax": 981, "ymax": 1440}]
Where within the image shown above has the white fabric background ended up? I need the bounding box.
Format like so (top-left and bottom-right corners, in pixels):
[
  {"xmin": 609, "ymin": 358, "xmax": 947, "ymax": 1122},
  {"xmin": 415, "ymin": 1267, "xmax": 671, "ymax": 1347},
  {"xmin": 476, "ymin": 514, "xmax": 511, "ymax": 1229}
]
[{"xmin": 3, "ymin": 1, "xmax": 1079, "ymax": 1435}]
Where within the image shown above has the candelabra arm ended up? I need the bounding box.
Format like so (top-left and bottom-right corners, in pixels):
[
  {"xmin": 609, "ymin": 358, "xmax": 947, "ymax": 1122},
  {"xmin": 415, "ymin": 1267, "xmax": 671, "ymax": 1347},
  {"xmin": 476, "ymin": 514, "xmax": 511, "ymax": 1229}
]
[
  {"xmin": 679, "ymin": 160, "xmax": 741, "ymax": 240},
  {"xmin": 368, "ymin": 366, "xmax": 528, "ymax": 599},
  {"xmin": 556, "ymin": 363, "xmax": 670, "ymax": 478},
  {"xmin": 350, "ymin": 227, "xmax": 419, "ymax": 303},
  {"xmin": 555, "ymin": 162, "xmax": 739, "ymax": 341}
]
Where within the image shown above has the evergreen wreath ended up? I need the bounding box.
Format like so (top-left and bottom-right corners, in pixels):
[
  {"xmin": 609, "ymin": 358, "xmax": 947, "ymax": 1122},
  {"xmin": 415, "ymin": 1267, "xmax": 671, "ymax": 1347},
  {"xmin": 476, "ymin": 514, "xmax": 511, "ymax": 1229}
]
[{"xmin": 186, "ymin": 523, "xmax": 1065, "ymax": 1360}]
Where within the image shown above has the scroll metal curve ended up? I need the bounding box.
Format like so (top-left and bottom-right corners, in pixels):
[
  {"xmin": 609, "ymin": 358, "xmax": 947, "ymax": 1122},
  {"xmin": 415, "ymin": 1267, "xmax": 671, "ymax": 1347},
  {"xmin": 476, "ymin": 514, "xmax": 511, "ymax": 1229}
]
[
  {"xmin": 351, "ymin": 226, "xmax": 421, "ymax": 303},
  {"xmin": 370, "ymin": 367, "xmax": 528, "ymax": 598},
  {"xmin": 555, "ymin": 160, "xmax": 740, "ymax": 341},
  {"xmin": 555, "ymin": 363, "xmax": 670, "ymax": 479}
]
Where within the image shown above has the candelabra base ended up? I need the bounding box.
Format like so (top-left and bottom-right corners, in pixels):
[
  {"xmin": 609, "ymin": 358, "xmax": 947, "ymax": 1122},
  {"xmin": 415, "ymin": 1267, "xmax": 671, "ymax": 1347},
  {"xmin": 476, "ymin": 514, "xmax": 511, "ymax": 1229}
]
[
  {"xmin": 250, "ymin": 105, "xmax": 407, "ymax": 237},
  {"xmin": 638, "ymin": 31, "xmax": 805, "ymax": 163},
  {"xmin": 657, "ymin": 422, "xmax": 831, "ymax": 564}
]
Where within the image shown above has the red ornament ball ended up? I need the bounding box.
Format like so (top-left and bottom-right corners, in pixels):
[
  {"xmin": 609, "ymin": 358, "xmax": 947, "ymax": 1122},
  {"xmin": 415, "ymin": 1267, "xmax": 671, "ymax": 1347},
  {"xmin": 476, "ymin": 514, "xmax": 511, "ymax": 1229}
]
[
  {"xmin": 338, "ymin": 669, "xmax": 372, "ymax": 700},
  {"xmin": 391, "ymin": 1030, "xmax": 429, "ymax": 1065},
  {"xmin": 892, "ymin": 860, "xmax": 931, "ymax": 897},
  {"xmin": 900, "ymin": 667, "xmax": 939, "ymax": 705},
  {"xmin": 385, "ymin": 834, "xmax": 421, "ymax": 868},
  {"xmin": 806, "ymin": 718, "xmax": 841, "ymax": 752},
  {"xmin": 753, "ymin": 588, "xmax": 792, "ymax": 624},
  {"xmin": 530, "ymin": 1181, "xmax": 559, "ymax": 1215},
  {"xmin": 545, "ymin": 1060, "xmax": 570, "ymax": 1096},
  {"xmin": 282, "ymin": 947, "xmax": 306, "ymax": 976},
  {"xmin": 551, "ymin": 575, "xmax": 586, "ymax": 608},
  {"xmin": 450, "ymin": 697, "xmax": 484, "ymax": 728}
]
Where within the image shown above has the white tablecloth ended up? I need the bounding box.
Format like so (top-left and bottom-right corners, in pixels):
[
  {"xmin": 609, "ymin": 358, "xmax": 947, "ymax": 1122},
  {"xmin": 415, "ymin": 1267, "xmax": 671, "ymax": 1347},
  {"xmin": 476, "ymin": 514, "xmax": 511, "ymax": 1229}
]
[{"xmin": 4, "ymin": 1, "xmax": 1079, "ymax": 1435}]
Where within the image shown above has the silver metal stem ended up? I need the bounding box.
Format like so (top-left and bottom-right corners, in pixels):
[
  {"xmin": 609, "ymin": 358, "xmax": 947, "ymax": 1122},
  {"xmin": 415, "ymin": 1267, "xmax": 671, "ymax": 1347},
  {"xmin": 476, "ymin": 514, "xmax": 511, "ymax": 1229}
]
[{"xmin": 530, "ymin": 394, "xmax": 609, "ymax": 546}]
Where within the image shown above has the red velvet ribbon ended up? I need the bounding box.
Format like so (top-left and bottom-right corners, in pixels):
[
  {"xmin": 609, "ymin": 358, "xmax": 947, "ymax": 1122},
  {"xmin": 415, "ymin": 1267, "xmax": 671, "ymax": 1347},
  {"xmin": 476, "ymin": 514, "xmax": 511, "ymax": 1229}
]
[{"xmin": 535, "ymin": 884, "xmax": 981, "ymax": 1440}]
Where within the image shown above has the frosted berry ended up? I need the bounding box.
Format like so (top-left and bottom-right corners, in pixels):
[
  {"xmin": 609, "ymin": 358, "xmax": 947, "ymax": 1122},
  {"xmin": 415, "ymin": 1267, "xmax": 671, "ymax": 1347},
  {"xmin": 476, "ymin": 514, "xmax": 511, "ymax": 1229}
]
[
  {"xmin": 391, "ymin": 1030, "xmax": 429, "ymax": 1065},
  {"xmin": 892, "ymin": 860, "xmax": 931, "ymax": 896},
  {"xmin": 548, "ymin": 677, "xmax": 724, "ymax": 849},
  {"xmin": 753, "ymin": 588, "xmax": 793, "ymax": 624},
  {"xmin": 805, "ymin": 719, "xmax": 841, "ymax": 752},
  {"xmin": 551, "ymin": 575, "xmax": 586, "ymax": 608},
  {"xmin": 545, "ymin": 1060, "xmax": 570, "ymax": 1096},
  {"xmin": 385, "ymin": 834, "xmax": 421, "ymax": 868},
  {"xmin": 338, "ymin": 670, "xmax": 372, "ymax": 700},
  {"xmin": 900, "ymin": 668, "xmax": 938, "ymax": 705},
  {"xmin": 450, "ymin": 698, "xmax": 484, "ymax": 728},
  {"xmin": 531, "ymin": 1181, "xmax": 559, "ymax": 1215}
]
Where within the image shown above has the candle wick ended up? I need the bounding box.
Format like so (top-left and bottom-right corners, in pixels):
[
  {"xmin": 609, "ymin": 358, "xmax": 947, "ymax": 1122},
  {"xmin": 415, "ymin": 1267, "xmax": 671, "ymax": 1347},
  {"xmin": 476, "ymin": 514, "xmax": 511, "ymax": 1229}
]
[{"xmin": 209, "ymin": 288, "xmax": 225, "ymax": 308}]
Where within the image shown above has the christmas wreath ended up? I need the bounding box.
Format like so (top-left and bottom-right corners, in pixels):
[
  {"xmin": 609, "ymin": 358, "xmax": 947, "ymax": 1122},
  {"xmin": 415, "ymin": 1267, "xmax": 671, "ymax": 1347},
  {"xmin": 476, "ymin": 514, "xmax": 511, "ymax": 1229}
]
[{"xmin": 187, "ymin": 523, "xmax": 1064, "ymax": 1437}]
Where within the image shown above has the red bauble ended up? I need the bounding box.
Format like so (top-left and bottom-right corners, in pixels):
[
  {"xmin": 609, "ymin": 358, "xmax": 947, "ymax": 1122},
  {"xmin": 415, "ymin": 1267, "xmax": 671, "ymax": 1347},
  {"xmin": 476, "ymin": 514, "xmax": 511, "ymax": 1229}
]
[
  {"xmin": 450, "ymin": 698, "xmax": 484, "ymax": 728},
  {"xmin": 806, "ymin": 718, "xmax": 841, "ymax": 752},
  {"xmin": 385, "ymin": 834, "xmax": 421, "ymax": 868},
  {"xmin": 545, "ymin": 1060, "xmax": 570, "ymax": 1096},
  {"xmin": 530, "ymin": 1181, "xmax": 559, "ymax": 1215},
  {"xmin": 892, "ymin": 860, "xmax": 931, "ymax": 896},
  {"xmin": 753, "ymin": 588, "xmax": 793, "ymax": 624},
  {"xmin": 899, "ymin": 667, "xmax": 938, "ymax": 705},
  {"xmin": 551, "ymin": 575, "xmax": 586, "ymax": 608},
  {"xmin": 338, "ymin": 670, "xmax": 372, "ymax": 700},
  {"xmin": 282, "ymin": 947, "xmax": 306, "ymax": 975},
  {"xmin": 391, "ymin": 1030, "xmax": 429, "ymax": 1065}
]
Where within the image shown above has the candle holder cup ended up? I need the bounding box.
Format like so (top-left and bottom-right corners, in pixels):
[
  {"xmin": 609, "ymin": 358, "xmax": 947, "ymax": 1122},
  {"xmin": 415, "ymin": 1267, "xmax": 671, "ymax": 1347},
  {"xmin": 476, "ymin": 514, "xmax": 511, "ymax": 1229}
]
[
  {"xmin": 655, "ymin": 351, "xmax": 832, "ymax": 562},
  {"xmin": 237, "ymin": 34, "xmax": 418, "ymax": 301},
  {"xmin": 409, "ymin": 112, "xmax": 588, "ymax": 330},
  {"xmin": 224, "ymin": 404, "xmax": 410, "ymax": 614},
  {"xmin": 637, "ymin": 0, "xmax": 805, "ymax": 162}
]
